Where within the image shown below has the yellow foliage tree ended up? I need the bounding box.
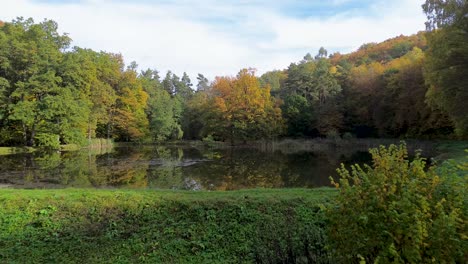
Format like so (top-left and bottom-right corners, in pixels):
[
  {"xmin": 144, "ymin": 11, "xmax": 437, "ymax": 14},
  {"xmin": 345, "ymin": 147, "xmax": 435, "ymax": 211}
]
[{"xmin": 207, "ymin": 68, "xmax": 283, "ymax": 143}]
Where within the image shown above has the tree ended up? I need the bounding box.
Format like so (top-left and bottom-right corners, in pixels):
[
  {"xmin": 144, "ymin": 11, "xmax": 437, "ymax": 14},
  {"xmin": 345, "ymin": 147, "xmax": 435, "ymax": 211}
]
[
  {"xmin": 112, "ymin": 68, "xmax": 149, "ymax": 142},
  {"xmin": 303, "ymin": 52, "xmax": 313, "ymax": 62},
  {"xmin": 423, "ymin": 0, "xmax": 468, "ymax": 137},
  {"xmin": 422, "ymin": 0, "xmax": 467, "ymax": 30},
  {"xmin": 0, "ymin": 18, "xmax": 92, "ymax": 147},
  {"xmin": 196, "ymin": 73, "xmax": 210, "ymax": 91},
  {"xmin": 147, "ymin": 88, "xmax": 183, "ymax": 141},
  {"xmin": 283, "ymin": 50, "xmax": 342, "ymax": 136},
  {"xmin": 373, "ymin": 48, "xmax": 453, "ymax": 137},
  {"xmin": 176, "ymin": 72, "xmax": 194, "ymax": 100},
  {"xmin": 181, "ymin": 91, "xmax": 210, "ymax": 139},
  {"xmin": 259, "ymin": 70, "xmax": 287, "ymax": 96},
  {"xmin": 207, "ymin": 69, "xmax": 283, "ymax": 143},
  {"xmin": 93, "ymin": 52, "xmax": 121, "ymax": 140},
  {"xmin": 314, "ymin": 47, "xmax": 328, "ymax": 60},
  {"xmin": 344, "ymin": 61, "xmax": 385, "ymax": 136},
  {"xmin": 281, "ymin": 94, "xmax": 314, "ymax": 137},
  {"xmin": 162, "ymin": 71, "xmax": 175, "ymax": 95}
]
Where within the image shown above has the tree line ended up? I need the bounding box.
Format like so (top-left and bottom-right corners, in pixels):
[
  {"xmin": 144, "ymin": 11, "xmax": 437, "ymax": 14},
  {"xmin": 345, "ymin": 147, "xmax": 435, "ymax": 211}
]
[{"xmin": 0, "ymin": 1, "xmax": 466, "ymax": 147}]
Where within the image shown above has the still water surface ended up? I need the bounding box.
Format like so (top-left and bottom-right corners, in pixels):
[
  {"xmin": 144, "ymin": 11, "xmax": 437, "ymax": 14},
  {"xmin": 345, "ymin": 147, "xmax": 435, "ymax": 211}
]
[{"xmin": 0, "ymin": 144, "xmax": 375, "ymax": 190}]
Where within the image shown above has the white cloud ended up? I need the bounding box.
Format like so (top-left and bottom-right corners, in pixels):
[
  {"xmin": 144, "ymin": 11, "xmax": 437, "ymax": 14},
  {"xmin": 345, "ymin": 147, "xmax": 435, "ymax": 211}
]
[{"xmin": 0, "ymin": 0, "xmax": 427, "ymax": 81}]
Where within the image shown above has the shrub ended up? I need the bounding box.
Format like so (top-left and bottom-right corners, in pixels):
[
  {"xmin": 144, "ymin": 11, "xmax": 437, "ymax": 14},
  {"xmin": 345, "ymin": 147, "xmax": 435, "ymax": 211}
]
[{"xmin": 327, "ymin": 143, "xmax": 467, "ymax": 263}]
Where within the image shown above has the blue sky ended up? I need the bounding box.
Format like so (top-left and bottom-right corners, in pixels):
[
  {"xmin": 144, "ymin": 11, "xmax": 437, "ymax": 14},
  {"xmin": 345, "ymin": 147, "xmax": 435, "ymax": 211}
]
[{"xmin": 1, "ymin": 0, "xmax": 427, "ymax": 80}]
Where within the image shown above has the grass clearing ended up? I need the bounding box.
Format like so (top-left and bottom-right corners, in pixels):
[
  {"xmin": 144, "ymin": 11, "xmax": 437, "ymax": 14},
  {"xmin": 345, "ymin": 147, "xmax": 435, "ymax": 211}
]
[{"xmin": 0, "ymin": 188, "xmax": 336, "ymax": 263}]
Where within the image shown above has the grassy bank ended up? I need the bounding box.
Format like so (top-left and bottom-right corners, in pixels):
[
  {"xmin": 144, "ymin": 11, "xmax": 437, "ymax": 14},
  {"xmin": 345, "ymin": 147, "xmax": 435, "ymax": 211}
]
[
  {"xmin": 0, "ymin": 188, "xmax": 335, "ymax": 263},
  {"xmin": 0, "ymin": 146, "xmax": 35, "ymax": 155},
  {"xmin": 433, "ymin": 140, "xmax": 468, "ymax": 162},
  {"xmin": 0, "ymin": 138, "xmax": 114, "ymax": 155}
]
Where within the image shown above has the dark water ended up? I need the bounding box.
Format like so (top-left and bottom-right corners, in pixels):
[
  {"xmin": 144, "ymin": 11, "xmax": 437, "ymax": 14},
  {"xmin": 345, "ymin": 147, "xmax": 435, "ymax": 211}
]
[{"xmin": 0, "ymin": 144, "xmax": 375, "ymax": 190}]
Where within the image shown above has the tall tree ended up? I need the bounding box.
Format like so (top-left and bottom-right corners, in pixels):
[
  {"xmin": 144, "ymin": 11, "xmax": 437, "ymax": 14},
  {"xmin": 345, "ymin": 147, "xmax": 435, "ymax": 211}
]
[
  {"xmin": 0, "ymin": 18, "xmax": 91, "ymax": 147},
  {"xmin": 259, "ymin": 70, "xmax": 287, "ymax": 96},
  {"xmin": 93, "ymin": 52, "xmax": 121, "ymax": 140},
  {"xmin": 113, "ymin": 67, "xmax": 149, "ymax": 142},
  {"xmin": 423, "ymin": 0, "xmax": 468, "ymax": 137},
  {"xmin": 162, "ymin": 71, "xmax": 175, "ymax": 95},
  {"xmin": 207, "ymin": 69, "xmax": 283, "ymax": 143},
  {"xmin": 196, "ymin": 73, "xmax": 210, "ymax": 91},
  {"xmin": 315, "ymin": 47, "xmax": 328, "ymax": 60},
  {"xmin": 176, "ymin": 72, "xmax": 194, "ymax": 100},
  {"xmin": 147, "ymin": 88, "xmax": 183, "ymax": 141},
  {"xmin": 374, "ymin": 48, "xmax": 453, "ymax": 137},
  {"xmin": 283, "ymin": 49, "xmax": 342, "ymax": 136}
]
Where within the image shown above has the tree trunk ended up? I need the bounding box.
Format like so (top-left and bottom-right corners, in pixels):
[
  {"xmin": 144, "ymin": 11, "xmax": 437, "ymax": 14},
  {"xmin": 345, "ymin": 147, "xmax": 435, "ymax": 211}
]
[
  {"xmin": 29, "ymin": 124, "xmax": 36, "ymax": 147},
  {"xmin": 22, "ymin": 122, "xmax": 28, "ymax": 146}
]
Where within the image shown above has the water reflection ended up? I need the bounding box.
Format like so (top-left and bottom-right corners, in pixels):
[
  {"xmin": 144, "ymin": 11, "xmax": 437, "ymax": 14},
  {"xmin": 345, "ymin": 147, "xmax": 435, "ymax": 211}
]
[{"xmin": 0, "ymin": 144, "xmax": 374, "ymax": 190}]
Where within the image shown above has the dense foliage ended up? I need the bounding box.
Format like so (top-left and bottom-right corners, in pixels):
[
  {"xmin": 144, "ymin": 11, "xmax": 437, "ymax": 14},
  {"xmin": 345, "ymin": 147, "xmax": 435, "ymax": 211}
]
[
  {"xmin": 328, "ymin": 144, "xmax": 467, "ymax": 263},
  {"xmin": 0, "ymin": 1, "xmax": 466, "ymax": 148},
  {"xmin": 423, "ymin": 0, "xmax": 468, "ymax": 137}
]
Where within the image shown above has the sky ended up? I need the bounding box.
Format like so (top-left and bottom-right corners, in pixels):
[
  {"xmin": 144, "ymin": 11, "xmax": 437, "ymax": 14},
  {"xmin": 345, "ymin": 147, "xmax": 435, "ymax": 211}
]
[{"xmin": 1, "ymin": 0, "xmax": 427, "ymax": 81}]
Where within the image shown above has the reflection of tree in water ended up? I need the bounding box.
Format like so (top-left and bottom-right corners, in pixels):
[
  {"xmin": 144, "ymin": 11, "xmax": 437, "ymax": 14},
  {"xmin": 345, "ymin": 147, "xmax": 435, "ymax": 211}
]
[
  {"xmin": 146, "ymin": 146, "xmax": 182, "ymax": 189},
  {"xmin": 59, "ymin": 148, "xmax": 149, "ymax": 188},
  {"xmin": 146, "ymin": 146, "xmax": 203, "ymax": 190},
  {"xmin": 94, "ymin": 148, "xmax": 148, "ymax": 188},
  {"xmin": 283, "ymin": 149, "xmax": 372, "ymax": 187},
  {"xmin": 184, "ymin": 147, "xmax": 373, "ymax": 190},
  {"xmin": 0, "ymin": 143, "xmax": 373, "ymax": 189},
  {"xmin": 0, "ymin": 147, "xmax": 149, "ymax": 188},
  {"xmin": 184, "ymin": 148, "xmax": 287, "ymax": 190}
]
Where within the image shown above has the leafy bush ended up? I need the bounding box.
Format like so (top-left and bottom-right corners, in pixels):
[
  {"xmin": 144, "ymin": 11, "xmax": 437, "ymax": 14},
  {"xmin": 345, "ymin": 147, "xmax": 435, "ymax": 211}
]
[{"xmin": 327, "ymin": 143, "xmax": 467, "ymax": 263}]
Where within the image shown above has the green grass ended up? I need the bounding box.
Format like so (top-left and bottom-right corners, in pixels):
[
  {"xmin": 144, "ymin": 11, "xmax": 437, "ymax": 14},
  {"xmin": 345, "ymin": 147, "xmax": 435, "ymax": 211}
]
[
  {"xmin": 434, "ymin": 140, "xmax": 468, "ymax": 162},
  {"xmin": 0, "ymin": 146, "xmax": 35, "ymax": 155},
  {"xmin": 0, "ymin": 188, "xmax": 336, "ymax": 263}
]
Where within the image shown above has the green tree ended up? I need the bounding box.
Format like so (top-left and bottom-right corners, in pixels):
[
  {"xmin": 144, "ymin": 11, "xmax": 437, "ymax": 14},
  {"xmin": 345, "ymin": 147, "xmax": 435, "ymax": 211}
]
[
  {"xmin": 196, "ymin": 73, "xmax": 210, "ymax": 91},
  {"xmin": 162, "ymin": 71, "xmax": 175, "ymax": 95},
  {"xmin": 181, "ymin": 91, "xmax": 210, "ymax": 140},
  {"xmin": 259, "ymin": 70, "xmax": 286, "ymax": 96},
  {"xmin": 423, "ymin": 0, "xmax": 468, "ymax": 137},
  {"xmin": 283, "ymin": 49, "xmax": 342, "ymax": 136},
  {"xmin": 148, "ymin": 88, "xmax": 183, "ymax": 141},
  {"xmin": 314, "ymin": 47, "xmax": 328, "ymax": 60},
  {"xmin": 0, "ymin": 18, "xmax": 92, "ymax": 147},
  {"xmin": 177, "ymin": 72, "xmax": 194, "ymax": 100},
  {"xmin": 281, "ymin": 94, "xmax": 314, "ymax": 137}
]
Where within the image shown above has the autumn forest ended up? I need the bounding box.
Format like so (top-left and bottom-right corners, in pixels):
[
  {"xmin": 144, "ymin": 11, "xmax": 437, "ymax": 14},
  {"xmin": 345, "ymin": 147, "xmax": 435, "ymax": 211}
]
[{"xmin": 0, "ymin": 2, "xmax": 466, "ymax": 149}]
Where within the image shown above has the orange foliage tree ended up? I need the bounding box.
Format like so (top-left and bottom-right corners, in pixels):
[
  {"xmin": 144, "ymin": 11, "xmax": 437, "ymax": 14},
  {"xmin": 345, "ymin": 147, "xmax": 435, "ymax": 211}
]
[{"xmin": 206, "ymin": 68, "xmax": 283, "ymax": 143}]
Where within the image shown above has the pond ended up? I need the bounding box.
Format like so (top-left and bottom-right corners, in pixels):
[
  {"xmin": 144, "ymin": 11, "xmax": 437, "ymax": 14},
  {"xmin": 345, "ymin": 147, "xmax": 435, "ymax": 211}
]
[{"xmin": 0, "ymin": 141, "xmax": 435, "ymax": 190}]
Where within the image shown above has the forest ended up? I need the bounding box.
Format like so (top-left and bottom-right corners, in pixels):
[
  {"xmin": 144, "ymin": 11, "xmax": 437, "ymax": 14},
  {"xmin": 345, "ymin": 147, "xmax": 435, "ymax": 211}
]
[
  {"xmin": 0, "ymin": 1, "xmax": 467, "ymax": 263},
  {"xmin": 0, "ymin": 1, "xmax": 467, "ymax": 149}
]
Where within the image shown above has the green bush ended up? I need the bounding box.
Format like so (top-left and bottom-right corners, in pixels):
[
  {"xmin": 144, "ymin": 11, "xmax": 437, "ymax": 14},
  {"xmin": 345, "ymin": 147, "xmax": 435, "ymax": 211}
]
[{"xmin": 327, "ymin": 143, "xmax": 467, "ymax": 263}]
